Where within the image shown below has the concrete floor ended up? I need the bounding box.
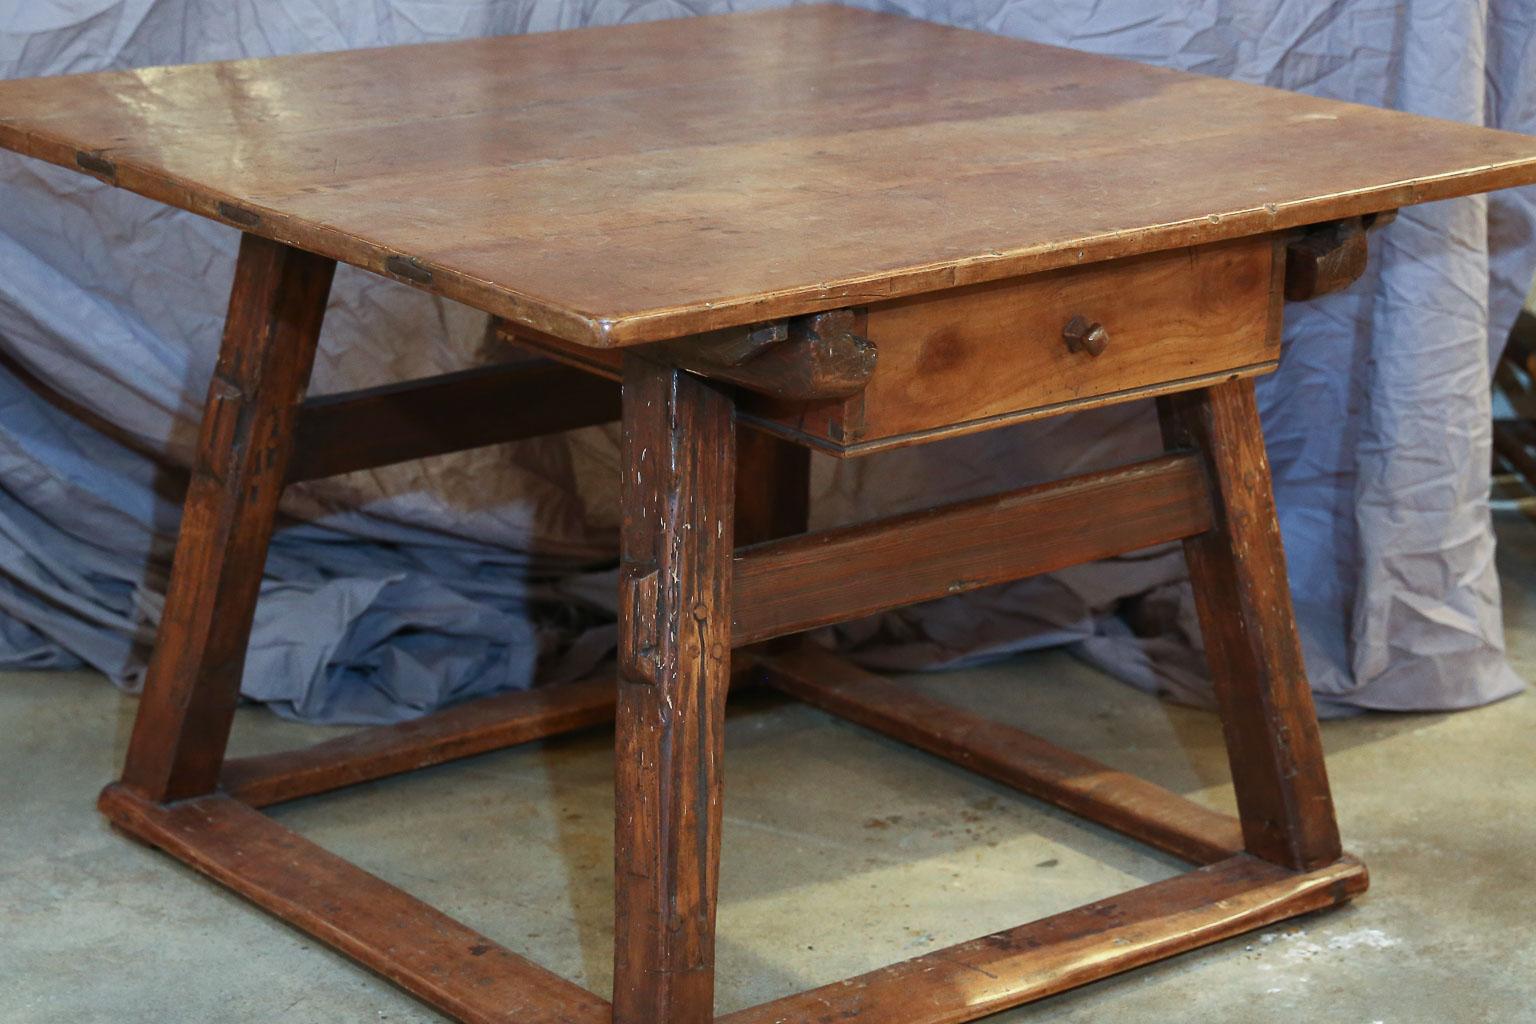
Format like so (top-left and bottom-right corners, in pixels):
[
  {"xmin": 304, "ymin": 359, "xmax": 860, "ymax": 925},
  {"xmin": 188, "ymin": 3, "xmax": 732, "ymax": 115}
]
[{"xmin": 6, "ymin": 516, "xmax": 1536, "ymax": 1022}]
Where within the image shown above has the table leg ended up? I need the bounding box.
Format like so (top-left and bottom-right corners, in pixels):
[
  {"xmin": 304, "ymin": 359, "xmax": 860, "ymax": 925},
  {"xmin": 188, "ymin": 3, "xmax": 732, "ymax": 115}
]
[
  {"xmin": 1157, "ymin": 379, "xmax": 1343, "ymax": 871},
  {"xmin": 119, "ymin": 234, "xmax": 335, "ymax": 803},
  {"xmin": 612, "ymin": 356, "xmax": 737, "ymax": 1024}
]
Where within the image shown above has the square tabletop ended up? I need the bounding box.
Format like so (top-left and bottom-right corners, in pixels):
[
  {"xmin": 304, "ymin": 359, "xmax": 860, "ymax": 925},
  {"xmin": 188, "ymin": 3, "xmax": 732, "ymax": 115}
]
[{"xmin": 2, "ymin": 4, "xmax": 1535, "ymax": 347}]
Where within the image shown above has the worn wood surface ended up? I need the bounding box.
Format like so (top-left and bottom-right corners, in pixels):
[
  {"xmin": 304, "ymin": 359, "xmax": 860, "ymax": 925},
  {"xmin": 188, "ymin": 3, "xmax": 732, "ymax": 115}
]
[
  {"xmin": 1157, "ymin": 381, "xmax": 1343, "ymax": 871},
  {"xmin": 731, "ymin": 453, "xmax": 1211, "ymax": 645},
  {"xmin": 719, "ymin": 853, "xmax": 1367, "ymax": 1024},
  {"xmin": 760, "ymin": 646, "xmax": 1244, "ymax": 864},
  {"xmin": 221, "ymin": 658, "xmax": 763, "ymax": 808},
  {"xmin": 98, "ymin": 786, "xmax": 610, "ymax": 1024},
  {"xmin": 746, "ymin": 236, "xmax": 1280, "ymax": 451},
  {"xmin": 120, "ymin": 235, "xmax": 333, "ymax": 803},
  {"xmin": 289, "ymin": 360, "xmax": 620, "ymax": 482},
  {"xmin": 613, "ymin": 357, "xmax": 735, "ymax": 1024},
  {"xmin": 3, "ymin": 6, "xmax": 1534, "ymax": 346},
  {"xmin": 221, "ymin": 669, "xmax": 620, "ymax": 807}
]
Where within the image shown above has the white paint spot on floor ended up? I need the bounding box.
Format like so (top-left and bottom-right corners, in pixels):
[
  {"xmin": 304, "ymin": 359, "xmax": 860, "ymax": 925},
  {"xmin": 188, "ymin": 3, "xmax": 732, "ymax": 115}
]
[
  {"xmin": 1327, "ymin": 930, "xmax": 1402, "ymax": 952},
  {"xmin": 1278, "ymin": 928, "xmax": 1401, "ymax": 962}
]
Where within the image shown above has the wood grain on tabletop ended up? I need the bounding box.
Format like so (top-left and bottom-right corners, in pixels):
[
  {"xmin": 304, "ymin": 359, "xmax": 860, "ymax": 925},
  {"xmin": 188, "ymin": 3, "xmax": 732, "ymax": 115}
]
[{"xmin": 2, "ymin": 5, "xmax": 1534, "ymax": 346}]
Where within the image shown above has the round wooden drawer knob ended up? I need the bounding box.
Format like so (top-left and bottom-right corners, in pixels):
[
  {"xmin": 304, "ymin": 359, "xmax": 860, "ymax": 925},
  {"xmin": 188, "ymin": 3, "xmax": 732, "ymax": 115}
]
[{"xmin": 1063, "ymin": 315, "xmax": 1109, "ymax": 357}]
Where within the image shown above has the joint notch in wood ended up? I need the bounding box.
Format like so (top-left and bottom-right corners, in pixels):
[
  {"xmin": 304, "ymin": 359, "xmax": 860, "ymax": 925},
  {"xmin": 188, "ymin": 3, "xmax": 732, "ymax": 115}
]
[
  {"xmin": 74, "ymin": 150, "xmax": 116, "ymax": 181},
  {"xmin": 385, "ymin": 254, "xmax": 434, "ymax": 285},
  {"xmin": 216, "ymin": 201, "xmax": 262, "ymax": 227},
  {"xmin": 620, "ymin": 565, "xmax": 661, "ymax": 684}
]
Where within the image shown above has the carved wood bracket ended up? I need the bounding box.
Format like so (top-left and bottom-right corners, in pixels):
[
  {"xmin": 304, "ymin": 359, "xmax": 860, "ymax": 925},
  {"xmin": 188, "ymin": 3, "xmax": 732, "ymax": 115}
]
[
  {"xmin": 665, "ymin": 309, "xmax": 877, "ymax": 401},
  {"xmin": 1283, "ymin": 210, "xmax": 1396, "ymax": 301}
]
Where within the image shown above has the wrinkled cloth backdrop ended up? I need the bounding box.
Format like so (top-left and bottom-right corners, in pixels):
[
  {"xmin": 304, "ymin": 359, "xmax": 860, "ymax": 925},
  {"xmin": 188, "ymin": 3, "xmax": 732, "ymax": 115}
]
[{"xmin": 1, "ymin": 0, "xmax": 1532, "ymax": 722}]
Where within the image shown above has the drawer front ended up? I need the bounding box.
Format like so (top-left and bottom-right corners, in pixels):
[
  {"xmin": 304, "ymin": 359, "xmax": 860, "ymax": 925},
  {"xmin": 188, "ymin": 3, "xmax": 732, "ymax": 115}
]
[{"xmin": 746, "ymin": 234, "xmax": 1282, "ymax": 453}]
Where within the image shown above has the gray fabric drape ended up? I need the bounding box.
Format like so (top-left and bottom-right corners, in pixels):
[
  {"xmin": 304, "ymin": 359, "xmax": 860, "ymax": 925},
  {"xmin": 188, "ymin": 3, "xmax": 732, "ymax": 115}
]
[{"xmin": 1, "ymin": 0, "xmax": 1531, "ymax": 722}]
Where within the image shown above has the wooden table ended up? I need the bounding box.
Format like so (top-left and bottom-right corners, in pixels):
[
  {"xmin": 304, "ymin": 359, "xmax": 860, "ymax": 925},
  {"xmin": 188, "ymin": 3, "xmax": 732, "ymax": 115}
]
[{"xmin": 4, "ymin": 6, "xmax": 1535, "ymax": 1022}]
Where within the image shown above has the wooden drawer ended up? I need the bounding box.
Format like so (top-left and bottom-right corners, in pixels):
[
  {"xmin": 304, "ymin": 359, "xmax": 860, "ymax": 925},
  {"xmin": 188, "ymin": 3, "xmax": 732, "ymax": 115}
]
[
  {"xmin": 743, "ymin": 234, "xmax": 1283, "ymax": 454},
  {"xmin": 500, "ymin": 233, "xmax": 1283, "ymax": 457}
]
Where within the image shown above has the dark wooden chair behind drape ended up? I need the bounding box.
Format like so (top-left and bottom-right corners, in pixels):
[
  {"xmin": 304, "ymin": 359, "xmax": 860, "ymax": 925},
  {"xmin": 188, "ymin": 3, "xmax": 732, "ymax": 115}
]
[{"xmin": 1494, "ymin": 308, "xmax": 1536, "ymax": 487}]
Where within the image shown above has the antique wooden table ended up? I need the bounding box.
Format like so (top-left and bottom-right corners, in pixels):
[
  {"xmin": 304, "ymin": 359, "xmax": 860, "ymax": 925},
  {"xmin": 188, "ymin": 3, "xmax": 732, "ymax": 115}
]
[{"xmin": 4, "ymin": 6, "xmax": 1536, "ymax": 1023}]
